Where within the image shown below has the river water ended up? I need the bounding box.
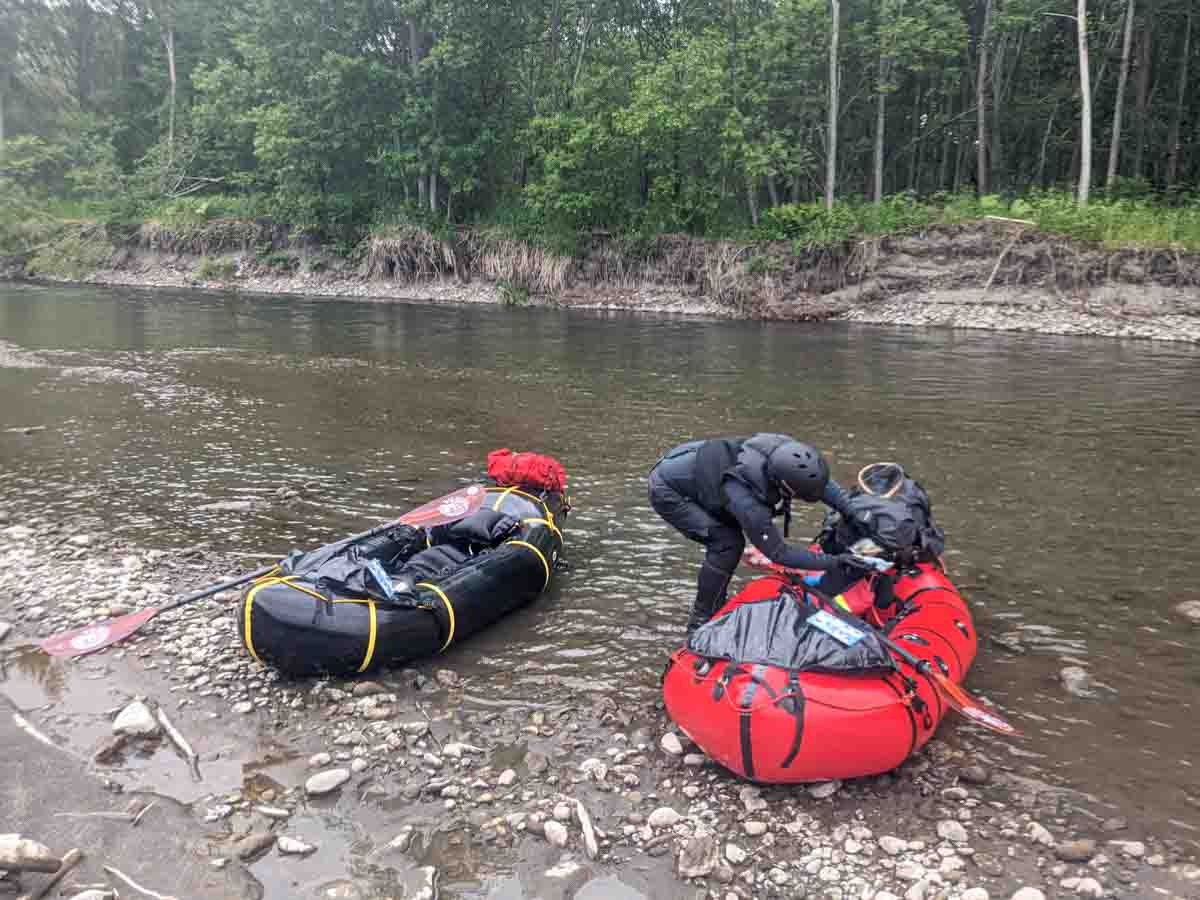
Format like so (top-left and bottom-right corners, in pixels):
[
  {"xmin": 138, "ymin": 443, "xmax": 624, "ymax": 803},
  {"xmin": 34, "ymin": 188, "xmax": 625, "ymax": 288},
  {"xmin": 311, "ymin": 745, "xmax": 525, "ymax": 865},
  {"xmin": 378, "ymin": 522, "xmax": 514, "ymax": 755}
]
[{"xmin": 2, "ymin": 281, "xmax": 1199, "ymax": 846}]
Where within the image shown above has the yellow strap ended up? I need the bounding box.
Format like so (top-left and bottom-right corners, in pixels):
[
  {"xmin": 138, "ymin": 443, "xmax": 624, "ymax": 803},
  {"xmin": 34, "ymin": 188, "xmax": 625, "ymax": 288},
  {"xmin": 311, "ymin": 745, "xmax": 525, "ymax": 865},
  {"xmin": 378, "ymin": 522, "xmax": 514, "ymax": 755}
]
[
  {"xmin": 522, "ymin": 517, "xmax": 562, "ymax": 542},
  {"xmin": 507, "ymin": 539, "xmax": 551, "ymax": 590},
  {"xmin": 833, "ymin": 594, "xmax": 853, "ymax": 612},
  {"xmin": 242, "ymin": 579, "xmax": 277, "ymax": 664},
  {"xmin": 490, "ymin": 486, "xmax": 553, "ymax": 523},
  {"xmin": 491, "ymin": 485, "xmax": 518, "ymax": 510},
  {"xmin": 357, "ymin": 601, "xmax": 377, "ymax": 672},
  {"xmin": 418, "ymin": 582, "xmax": 457, "ymax": 652}
]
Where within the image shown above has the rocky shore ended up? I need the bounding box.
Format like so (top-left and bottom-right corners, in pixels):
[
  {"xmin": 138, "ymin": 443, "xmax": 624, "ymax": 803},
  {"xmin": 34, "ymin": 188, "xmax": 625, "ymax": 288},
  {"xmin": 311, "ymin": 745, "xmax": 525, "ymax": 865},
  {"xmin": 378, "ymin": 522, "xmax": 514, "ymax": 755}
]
[
  {"xmin": 2, "ymin": 507, "xmax": 1200, "ymax": 900},
  {"xmin": 10, "ymin": 221, "xmax": 1200, "ymax": 342}
]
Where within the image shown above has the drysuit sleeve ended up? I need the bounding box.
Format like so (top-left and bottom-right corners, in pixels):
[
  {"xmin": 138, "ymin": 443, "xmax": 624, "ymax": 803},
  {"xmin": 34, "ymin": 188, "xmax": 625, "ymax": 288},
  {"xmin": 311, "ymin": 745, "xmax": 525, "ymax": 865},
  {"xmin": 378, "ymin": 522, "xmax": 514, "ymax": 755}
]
[
  {"xmin": 724, "ymin": 480, "xmax": 841, "ymax": 571},
  {"xmin": 821, "ymin": 477, "xmax": 855, "ymax": 519}
]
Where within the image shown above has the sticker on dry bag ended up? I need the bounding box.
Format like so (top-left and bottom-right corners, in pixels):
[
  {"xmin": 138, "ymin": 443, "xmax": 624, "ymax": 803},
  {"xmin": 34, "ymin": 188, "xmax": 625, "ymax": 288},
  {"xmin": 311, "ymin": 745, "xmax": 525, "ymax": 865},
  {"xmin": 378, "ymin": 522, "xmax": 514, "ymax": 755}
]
[{"xmin": 807, "ymin": 609, "xmax": 866, "ymax": 646}]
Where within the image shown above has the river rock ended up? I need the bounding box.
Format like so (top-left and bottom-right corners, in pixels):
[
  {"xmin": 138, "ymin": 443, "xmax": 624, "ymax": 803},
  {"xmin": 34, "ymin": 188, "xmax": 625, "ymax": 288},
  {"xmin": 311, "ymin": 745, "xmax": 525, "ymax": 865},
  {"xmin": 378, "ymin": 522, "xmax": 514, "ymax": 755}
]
[
  {"xmin": 660, "ymin": 732, "xmax": 684, "ymax": 756},
  {"xmin": 233, "ymin": 701, "xmax": 254, "ymax": 714},
  {"xmin": 743, "ymin": 821, "xmax": 768, "ymax": 837},
  {"xmin": 0, "ymin": 622, "xmax": 12, "ymax": 642},
  {"xmin": 0, "ymin": 834, "xmax": 60, "ymax": 872},
  {"xmin": 1027, "ymin": 822, "xmax": 1054, "ymax": 846},
  {"xmin": 896, "ymin": 862, "xmax": 926, "ymax": 882},
  {"xmin": 278, "ymin": 836, "xmax": 317, "ymax": 856},
  {"xmin": 875, "ymin": 894, "xmax": 901, "ymax": 900},
  {"xmin": 648, "ymin": 807, "xmax": 681, "ymax": 828},
  {"xmin": 69, "ymin": 891, "xmax": 117, "ymax": 900},
  {"xmin": 306, "ymin": 768, "xmax": 350, "ymax": 795},
  {"xmin": 725, "ymin": 843, "xmax": 748, "ymax": 865},
  {"xmin": 234, "ymin": 832, "xmax": 276, "ymax": 861},
  {"xmin": 960, "ymin": 764, "xmax": 991, "ymax": 785},
  {"xmin": 1010, "ymin": 889, "xmax": 1046, "ymax": 900},
  {"xmin": 937, "ymin": 820, "xmax": 969, "ymax": 844},
  {"xmin": 497, "ymin": 768, "xmax": 517, "ymax": 786},
  {"xmin": 677, "ymin": 833, "xmax": 718, "ymax": 878},
  {"xmin": 575, "ymin": 800, "xmax": 599, "ymax": 860},
  {"xmin": 1064, "ymin": 877, "xmax": 1103, "ymax": 897},
  {"xmin": 112, "ymin": 700, "xmax": 160, "ymax": 737},
  {"xmin": 739, "ymin": 785, "xmax": 768, "ymax": 812},
  {"xmin": 1175, "ymin": 600, "xmax": 1200, "ymax": 624},
  {"xmin": 960, "ymin": 890, "xmax": 990, "ymax": 900},
  {"xmin": 879, "ymin": 835, "xmax": 908, "ymax": 856},
  {"xmin": 435, "ymin": 669, "xmax": 460, "ymax": 687},
  {"xmin": 808, "ymin": 779, "xmax": 841, "ymax": 799},
  {"xmin": 309, "ymin": 752, "xmax": 333, "ymax": 767},
  {"xmin": 1055, "ymin": 839, "xmax": 1097, "ymax": 862},
  {"xmin": 553, "ymin": 803, "xmax": 572, "ymax": 821},
  {"xmin": 351, "ymin": 681, "xmax": 386, "ymax": 697},
  {"xmin": 543, "ymin": 820, "xmax": 568, "ymax": 847},
  {"xmin": 1109, "ymin": 840, "xmax": 1145, "ymax": 858},
  {"xmin": 1060, "ymin": 666, "xmax": 1094, "ymax": 697}
]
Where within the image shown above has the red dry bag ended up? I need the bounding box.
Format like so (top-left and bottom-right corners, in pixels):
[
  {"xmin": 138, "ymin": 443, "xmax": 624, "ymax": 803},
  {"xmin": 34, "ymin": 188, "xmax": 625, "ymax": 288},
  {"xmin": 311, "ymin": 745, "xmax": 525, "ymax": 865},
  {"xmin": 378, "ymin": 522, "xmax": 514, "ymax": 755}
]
[{"xmin": 486, "ymin": 449, "xmax": 567, "ymax": 493}]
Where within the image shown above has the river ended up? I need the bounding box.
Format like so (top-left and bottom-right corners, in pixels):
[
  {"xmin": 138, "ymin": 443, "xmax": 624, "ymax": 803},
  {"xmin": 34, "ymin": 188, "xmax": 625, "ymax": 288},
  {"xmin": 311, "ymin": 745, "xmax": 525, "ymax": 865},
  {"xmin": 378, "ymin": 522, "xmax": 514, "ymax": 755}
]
[{"xmin": 2, "ymin": 281, "xmax": 1199, "ymax": 887}]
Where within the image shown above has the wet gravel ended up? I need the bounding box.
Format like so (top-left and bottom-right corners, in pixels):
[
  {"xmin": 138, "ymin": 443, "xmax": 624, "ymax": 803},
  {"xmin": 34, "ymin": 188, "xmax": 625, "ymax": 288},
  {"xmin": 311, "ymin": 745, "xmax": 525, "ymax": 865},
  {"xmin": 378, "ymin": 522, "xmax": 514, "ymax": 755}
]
[{"xmin": 3, "ymin": 510, "xmax": 1200, "ymax": 900}]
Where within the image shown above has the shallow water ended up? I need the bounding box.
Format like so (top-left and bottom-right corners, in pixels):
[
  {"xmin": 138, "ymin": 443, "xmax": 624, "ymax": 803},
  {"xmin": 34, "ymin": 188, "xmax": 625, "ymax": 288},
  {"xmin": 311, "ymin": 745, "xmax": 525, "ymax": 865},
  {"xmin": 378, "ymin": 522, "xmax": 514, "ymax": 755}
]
[{"xmin": 2, "ymin": 280, "xmax": 1199, "ymax": 842}]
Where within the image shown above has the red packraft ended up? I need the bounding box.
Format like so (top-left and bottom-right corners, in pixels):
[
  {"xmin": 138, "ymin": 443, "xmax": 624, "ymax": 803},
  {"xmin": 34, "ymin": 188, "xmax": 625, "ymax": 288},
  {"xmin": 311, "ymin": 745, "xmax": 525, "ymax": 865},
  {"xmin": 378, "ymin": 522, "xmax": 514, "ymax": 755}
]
[{"xmin": 486, "ymin": 449, "xmax": 567, "ymax": 493}]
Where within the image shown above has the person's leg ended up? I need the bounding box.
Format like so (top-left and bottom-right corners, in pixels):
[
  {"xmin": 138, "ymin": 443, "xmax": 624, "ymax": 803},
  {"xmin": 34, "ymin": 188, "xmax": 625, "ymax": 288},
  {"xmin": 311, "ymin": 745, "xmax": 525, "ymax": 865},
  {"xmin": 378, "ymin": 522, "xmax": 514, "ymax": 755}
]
[{"xmin": 688, "ymin": 524, "xmax": 744, "ymax": 636}]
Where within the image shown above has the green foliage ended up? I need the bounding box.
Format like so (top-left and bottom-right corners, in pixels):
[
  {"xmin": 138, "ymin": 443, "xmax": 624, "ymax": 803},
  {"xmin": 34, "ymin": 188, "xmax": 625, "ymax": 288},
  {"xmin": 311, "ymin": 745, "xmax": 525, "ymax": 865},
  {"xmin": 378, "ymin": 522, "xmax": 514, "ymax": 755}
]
[
  {"xmin": 27, "ymin": 230, "xmax": 115, "ymax": 279},
  {"xmin": 497, "ymin": 279, "xmax": 530, "ymax": 307},
  {"xmin": 197, "ymin": 256, "xmax": 237, "ymax": 279}
]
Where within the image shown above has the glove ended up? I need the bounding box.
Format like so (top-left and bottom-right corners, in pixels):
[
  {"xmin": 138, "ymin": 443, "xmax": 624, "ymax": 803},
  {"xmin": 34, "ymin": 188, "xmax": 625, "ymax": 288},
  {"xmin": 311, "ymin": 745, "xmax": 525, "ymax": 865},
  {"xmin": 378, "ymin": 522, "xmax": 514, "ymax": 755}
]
[{"xmin": 837, "ymin": 553, "xmax": 890, "ymax": 574}]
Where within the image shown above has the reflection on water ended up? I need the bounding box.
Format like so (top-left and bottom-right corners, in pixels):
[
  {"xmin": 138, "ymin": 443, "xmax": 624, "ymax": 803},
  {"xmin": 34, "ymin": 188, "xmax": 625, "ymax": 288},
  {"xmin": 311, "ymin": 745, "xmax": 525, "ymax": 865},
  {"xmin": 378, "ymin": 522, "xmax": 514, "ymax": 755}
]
[{"xmin": 2, "ymin": 282, "xmax": 1200, "ymax": 831}]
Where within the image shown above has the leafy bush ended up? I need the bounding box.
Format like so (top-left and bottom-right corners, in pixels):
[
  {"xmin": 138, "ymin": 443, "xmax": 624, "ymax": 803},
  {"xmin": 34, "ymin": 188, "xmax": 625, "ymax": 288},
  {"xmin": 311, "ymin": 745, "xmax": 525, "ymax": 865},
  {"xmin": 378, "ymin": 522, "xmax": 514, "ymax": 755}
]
[
  {"xmin": 197, "ymin": 256, "xmax": 237, "ymax": 280},
  {"xmin": 27, "ymin": 230, "xmax": 115, "ymax": 278}
]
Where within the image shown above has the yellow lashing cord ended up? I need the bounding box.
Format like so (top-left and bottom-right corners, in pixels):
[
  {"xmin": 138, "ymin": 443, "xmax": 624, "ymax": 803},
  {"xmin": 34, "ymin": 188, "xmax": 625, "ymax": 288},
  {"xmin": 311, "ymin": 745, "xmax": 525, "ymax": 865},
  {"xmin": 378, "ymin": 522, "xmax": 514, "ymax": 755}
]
[
  {"xmin": 490, "ymin": 486, "xmax": 556, "ymax": 528},
  {"xmin": 507, "ymin": 540, "xmax": 551, "ymax": 590},
  {"xmin": 243, "ymin": 577, "xmax": 377, "ymax": 672},
  {"xmin": 418, "ymin": 582, "xmax": 457, "ymax": 652},
  {"xmin": 521, "ymin": 517, "xmax": 562, "ymax": 542}
]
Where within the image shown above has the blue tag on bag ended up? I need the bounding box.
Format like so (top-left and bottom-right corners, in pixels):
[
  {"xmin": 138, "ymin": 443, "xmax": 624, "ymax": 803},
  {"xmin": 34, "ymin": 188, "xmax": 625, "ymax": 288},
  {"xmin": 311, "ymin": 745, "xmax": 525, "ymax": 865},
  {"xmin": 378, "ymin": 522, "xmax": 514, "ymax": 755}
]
[
  {"xmin": 807, "ymin": 609, "xmax": 866, "ymax": 646},
  {"xmin": 364, "ymin": 558, "xmax": 397, "ymax": 601}
]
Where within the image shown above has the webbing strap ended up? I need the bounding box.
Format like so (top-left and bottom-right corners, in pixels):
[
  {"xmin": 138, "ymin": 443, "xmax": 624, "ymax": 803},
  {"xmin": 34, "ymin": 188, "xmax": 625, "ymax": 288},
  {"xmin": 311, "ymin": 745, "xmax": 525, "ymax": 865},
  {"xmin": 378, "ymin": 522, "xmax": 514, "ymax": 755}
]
[{"xmin": 418, "ymin": 582, "xmax": 457, "ymax": 652}]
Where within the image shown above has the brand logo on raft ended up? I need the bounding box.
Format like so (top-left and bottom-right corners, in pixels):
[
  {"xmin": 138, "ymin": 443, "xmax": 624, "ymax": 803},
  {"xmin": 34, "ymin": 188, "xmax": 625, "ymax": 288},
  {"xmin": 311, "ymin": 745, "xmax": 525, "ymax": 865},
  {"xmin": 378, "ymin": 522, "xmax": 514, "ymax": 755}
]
[
  {"xmin": 69, "ymin": 625, "xmax": 111, "ymax": 651},
  {"xmin": 437, "ymin": 496, "xmax": 472, "ymax": 517}
]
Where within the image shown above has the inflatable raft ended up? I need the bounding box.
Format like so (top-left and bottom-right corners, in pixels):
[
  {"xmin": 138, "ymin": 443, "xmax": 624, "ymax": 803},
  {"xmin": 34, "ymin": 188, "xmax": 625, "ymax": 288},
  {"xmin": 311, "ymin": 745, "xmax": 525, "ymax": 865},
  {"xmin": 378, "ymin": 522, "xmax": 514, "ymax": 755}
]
[
  {"xmin": 240, "ymin": 483, "xmax": 566, "ymax": 677},
  {"xmin": 662, "ymin": 562, "xmax": 976, "ymax": 783}
]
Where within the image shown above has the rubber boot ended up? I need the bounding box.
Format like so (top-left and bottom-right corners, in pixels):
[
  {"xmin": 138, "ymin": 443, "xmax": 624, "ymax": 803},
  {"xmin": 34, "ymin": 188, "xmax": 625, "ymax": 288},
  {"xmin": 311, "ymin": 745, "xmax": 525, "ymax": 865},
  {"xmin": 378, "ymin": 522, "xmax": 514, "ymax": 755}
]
[{"xmin": 685, "ymin": 561, "xmax": 734, "ymax": 638}]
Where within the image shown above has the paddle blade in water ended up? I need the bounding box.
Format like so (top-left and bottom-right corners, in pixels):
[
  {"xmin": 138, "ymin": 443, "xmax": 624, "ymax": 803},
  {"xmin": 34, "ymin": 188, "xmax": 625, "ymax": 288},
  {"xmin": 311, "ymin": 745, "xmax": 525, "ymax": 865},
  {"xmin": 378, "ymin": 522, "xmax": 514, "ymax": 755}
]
[
  {"xmin": 40, "ymin": 607, "xmax": 161, "ymax": 658},
  {"xmin": 931, "ymin": 670, "xmax": 1021, "ymax": 736}
]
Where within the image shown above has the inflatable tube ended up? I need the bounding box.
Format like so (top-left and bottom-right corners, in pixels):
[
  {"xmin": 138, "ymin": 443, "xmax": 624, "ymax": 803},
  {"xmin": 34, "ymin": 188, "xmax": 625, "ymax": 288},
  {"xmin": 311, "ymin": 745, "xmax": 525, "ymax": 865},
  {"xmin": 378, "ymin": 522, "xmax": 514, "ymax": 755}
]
[
  {"xmin": 239, "ymin": 487, "xmax": 566, "ymax": 677},
  {"xmin": 662, "ymin": 563, "xmax": 976, "ymax": 783}
]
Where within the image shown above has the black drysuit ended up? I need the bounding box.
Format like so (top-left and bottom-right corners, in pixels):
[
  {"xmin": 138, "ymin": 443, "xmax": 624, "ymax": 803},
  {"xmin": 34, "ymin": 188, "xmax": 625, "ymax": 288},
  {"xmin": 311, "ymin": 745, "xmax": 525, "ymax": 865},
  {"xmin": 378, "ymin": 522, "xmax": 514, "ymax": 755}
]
[{"xmin": 647, "ymin": 434, "xmax": 854, "ymax": 632}]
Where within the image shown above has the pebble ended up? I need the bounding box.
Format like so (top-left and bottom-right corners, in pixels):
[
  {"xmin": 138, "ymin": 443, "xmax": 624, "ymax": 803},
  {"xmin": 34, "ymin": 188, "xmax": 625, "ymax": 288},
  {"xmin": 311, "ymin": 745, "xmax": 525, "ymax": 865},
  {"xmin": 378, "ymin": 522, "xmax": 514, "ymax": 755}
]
[
  {"xmin": 497, "ymin": 769, "xmax": 517, "ymax": 787},
  {"xmin": 0, "ymin": 622, "xmax": 12, "ymax": 642},
  {"xmin": 725, "ymin": 843, "xmax": 748, "ymax": 865},
  {"xmin": 234, "ymin": 832, "xmax": 276, "ymax": 860},
  {"xmin": 543, "ymin": 820, "xmax": 568, "ymax": 847},
  {"xmin": 937, "ymin": 820, "xmax": 968, "ymax": 844},
  {"xmin": 959, "ymin": 765, "xmax": 991, "ymax": 785},
  {"xmin": 68, "ymin": 892, "xmax": 116, "ymax": 900},
  {"xmin": 1175, "ymin": 599, "xmax": 1200, "ymax": 624},
  {"xmin": 1010, "ymin": 890, "xmax": 1045, "ymax": 900},
  {"xmin": 808, "ymin": 779, "xmax": 841, "ymax": 799},
  {"xmin": 739, "ymin": 786, "xmax": 768, "ymax": 813},
  {"xmin": 677, "ymin": 834, "xmax": 718, "ymax": 878},
  {"xmin": 743, "ymin": 821, "xmax": 768, "ymax": 837},
  {"xmin": 553, "ymin": 803, "xmax": 572, "ymax": 821},
  {"xmin": 682, "ymin": 753, "xmax": 705, "ymax": 767},
  {"xmin": 0, "ymin": 834, "xmax": 60, "ymax": 872},
  {"xmin": 308, "ymin": 752, "xmax": 333, "ymax": 767},
  {"xmin": 1109, "ymin": 839, "xmax": 1145, "ymax": 858},
  {"xmin": 660, "ymin": 732, "xmax": 684, "ymax": 756},
  {"xmin": 648, "ymin": 807, "xmax": 681, "ymax": 828},
  {"xmin": 277, "ymin": 835, "xmax": 317, "ymax": 856},
  {"xmin": 1027, "ymin": 822, "xmax": 1054, "ymax": 846},
  {"xmin": 1060, "ymin": 666, "xmax": 1094, "ymax": 697},
  {"xmin": 1066, "ymin": 877, "xmax": 1104, "ymax": 898},
  {"xmin": 960, "ymin": 890, "xmax": 990, "ymax": 900},
  {"xmin": 1054, "ymin": 839, "xmax": 1096, "ymax": 862},
  {"xmin": 879, "ymin": 836, "xmax": 907, "ymax": 856},
  {"xmin": 112, "ymin": 700, "xmax": 160, "ymax": 737},
  {"xmin": 254, "ymin": 805, "xmax": 291, "ymax": 820},
  {"xmin": 232, "ymin": 701, "xmax": 254, "ymax": 714},
  {"xmin": 305, "ymin": 768, "xmax": 350, "ymax": 795}
]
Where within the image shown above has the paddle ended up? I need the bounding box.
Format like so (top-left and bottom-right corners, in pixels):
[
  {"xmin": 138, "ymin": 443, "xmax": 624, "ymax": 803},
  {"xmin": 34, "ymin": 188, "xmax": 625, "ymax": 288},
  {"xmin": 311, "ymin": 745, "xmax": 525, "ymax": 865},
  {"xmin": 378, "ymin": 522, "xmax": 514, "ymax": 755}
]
[
  {"xmin": 40, "ymin": 484, "xmax": 487, "ymax": 659},
  {"xmin": 740, "ymin": 548, "xmax": 1021, "ymax": 737}
]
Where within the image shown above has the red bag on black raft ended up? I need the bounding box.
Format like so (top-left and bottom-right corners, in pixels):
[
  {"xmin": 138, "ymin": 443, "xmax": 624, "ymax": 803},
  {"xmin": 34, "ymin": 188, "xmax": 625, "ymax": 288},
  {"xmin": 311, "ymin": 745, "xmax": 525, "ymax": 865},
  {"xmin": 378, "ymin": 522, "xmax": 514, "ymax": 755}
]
[{"xmin": 486, "ymin": 448, "xmax": 567, "ymax": 493}]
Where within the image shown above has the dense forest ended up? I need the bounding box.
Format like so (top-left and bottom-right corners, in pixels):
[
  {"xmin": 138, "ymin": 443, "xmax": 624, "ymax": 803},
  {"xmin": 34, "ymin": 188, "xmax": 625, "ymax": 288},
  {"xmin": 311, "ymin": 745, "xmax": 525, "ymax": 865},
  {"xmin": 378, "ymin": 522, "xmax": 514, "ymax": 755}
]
[{"xmin": 0, "ymin": 0, "xmax": 1197, "ymax": 251}]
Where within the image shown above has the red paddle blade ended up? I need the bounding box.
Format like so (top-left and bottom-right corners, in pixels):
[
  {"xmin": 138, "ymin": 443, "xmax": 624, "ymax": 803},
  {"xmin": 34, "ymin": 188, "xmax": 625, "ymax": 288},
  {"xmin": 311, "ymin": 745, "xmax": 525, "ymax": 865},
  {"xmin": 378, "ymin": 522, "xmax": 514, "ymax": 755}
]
[
  {"xmin": 399, "ymin": 484, "xmax": 486, "ymax": 526},
  {"xmin": 39, "ymin": 607, "xmax": 161, "ymax": 658},
  {"xmin": 932, "ymin": 670, "xmax": 1021, "ymax": 736}
]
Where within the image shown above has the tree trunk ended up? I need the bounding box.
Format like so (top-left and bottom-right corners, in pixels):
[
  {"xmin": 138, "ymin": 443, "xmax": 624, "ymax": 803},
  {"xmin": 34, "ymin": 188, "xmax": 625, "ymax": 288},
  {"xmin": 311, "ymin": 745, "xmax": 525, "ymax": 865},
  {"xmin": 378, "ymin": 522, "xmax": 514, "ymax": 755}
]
[
  {"xmin": 765, "ymin": 174, "xmax": 780, "ymax": 207},
  {"xmin": 1166, "ymin": 6, "xmax": 1192, "ymax": 185},
  {"xmin": 826, "ymin": 0, "xmax": 840, "ymax": 211},
  {"xmin": 975, "ymin": 0, "xmax": 992, "ymax": 195},
  {"xmin": 1077, "ymin": 0, "xmax": 1092, "ymax": 206},
  {"xmin": 909, "ymin": 77, "xmax": 924, "ymax": 192},
  {"xmin": 989, "ymin": 32, "xmax": 1006, "ymax": 189},
  {"xmin": 1038, "ymin": 102, "xmax": 1058, "ymax": 188},
  {"xmin": 429, "ymin": 169, "xmax": 437, "ymax": 213},
  {"xmin": 746, "ymin": 177, "xmax": 759, "ymax": 226},
  {"xmin": 1106, "ymin": 0, "xmax": 1134, "ymax": 189},
  {"xmin": 873, "ymin": 50, "xmax": 888, "ymax": 203},
  {"xmin": 1132, "ymin": 6, "xmax": 1152, "ymax": 179},
  {"xmin": 0, "ymin": 75, "xmax": 5, "ymax": 164},
  {"xmin": 163, "ymin": 25, "xmax": 177, "ymax": 167}
]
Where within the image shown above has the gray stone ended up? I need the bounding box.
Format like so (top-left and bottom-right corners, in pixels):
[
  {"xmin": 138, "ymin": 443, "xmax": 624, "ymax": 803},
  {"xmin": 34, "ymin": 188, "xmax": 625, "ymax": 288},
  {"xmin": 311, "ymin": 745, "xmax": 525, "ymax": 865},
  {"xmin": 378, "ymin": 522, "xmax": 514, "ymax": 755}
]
[
  {"xmin": 660, "ymin": 732, "xmax": 684, "ymax": 756},
  {"xmin": 112, "ymin": 701, "xmax": 159, "ymax": 738},
  {"xmin": 1060, "ymin": 666, "xmax": 1095, "ymax": 697},
  {"xmin": 960, "ymin": 890, "xmax": 990, "ymax": 900},
  {"xmin": 497, "ymin": 768, "xmax": 517, "ymax": 787},
  {"xmin": 648, "ymin": 807, "xmax": 681, "ymax": 828},
  {"xmin": 960, "ymin": 765, "xmax": 991, "ymax": 785},
  {"xmin": 724, "ymin": 843, "xmax": 748, "ymax": 865},
  {"xmin": 743, "ymin": 821, "xmax": 768, "ymax": 837},
  {"xmin": 543, "ymin": 820, "xmax": 568, "ymax": 847},
  {"xmin": 1027, "ymin": 822, "xmax": 1054, "ymax": 846},
  {"xmin": 0, "ymin": 834, "xmax": 60, "ymax": 872},
  {"xmin": 879, "ymin": 835, "xmax": 907, "ymax": 856},
  {"xmin": 0, "ymin": 622, "xmax": 12, "ymax": 643},
  {"xmin": 937, "ymin": 820, "xmax": 969, "ymax": 844},
  {"xmin": 278, "ymin": 836, "xmax": 317, "ymax": 856},
  {"xmin": 1109, "ymin": 840, "xmax": 1145, "ymax": 858},
  {"xmin": 232, "ymin": 701, "xmax": 254, "ymax": 714},
  {"xmin": 808, "ymin": 779, "xmax": 841, "ymax": 799},
  {"xmin": 1073, "ymin": 878, "xmax": 1104, "ymax": 898},
  {"xmin": 305, "ymin": 768, "xmax": 350, "ymax": 795},
  {"xmin": 1055, "ymin": 839, "xmax": 1097, "ymax": 863},
  {"xmin": 896, "ymin": 862, "xmax": 926, "ymax": 882},
  {"xmin": 1175, "ymin": 600, "xmax": 1200, "ymax": 625},
  {"xmin": 677, "ymin": 833, "xmax": 718, "ymax": 879},
  {"xmin": 1010, "ymin": 890, "xmax": 1046, "ymax": 900},
  {"xmin": 234, "ymin": 832, "xmax": 276, "ymax": 861},
  {"xmin": 69, "ymin": 892, "xmax": 117, "ymax": 900},
  {"xmin": 739, "ymin": 785, "xmax": 768, "ymax": 813},
  {"xmin": 308, "ymin": 752, "xmax": 333, "ymax": 767}
]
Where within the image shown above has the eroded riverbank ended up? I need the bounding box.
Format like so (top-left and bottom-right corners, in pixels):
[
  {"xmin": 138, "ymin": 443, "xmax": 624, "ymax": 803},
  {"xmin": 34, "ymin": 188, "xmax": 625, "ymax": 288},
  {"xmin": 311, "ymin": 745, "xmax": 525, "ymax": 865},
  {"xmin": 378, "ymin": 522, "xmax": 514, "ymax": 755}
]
[{"xmin": 3, "ymin": 511, "xmax": 1200, "ymax": 900}]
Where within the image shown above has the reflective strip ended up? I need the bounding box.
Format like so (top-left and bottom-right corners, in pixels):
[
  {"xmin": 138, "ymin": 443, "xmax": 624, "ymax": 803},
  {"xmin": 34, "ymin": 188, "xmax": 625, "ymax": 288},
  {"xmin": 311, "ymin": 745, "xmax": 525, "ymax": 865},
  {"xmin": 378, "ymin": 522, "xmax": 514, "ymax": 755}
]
[
  {"xmin": 522, "ymin": 517, "xmax": 562, "ymax": 542},
  {"xmin": 833, "ymin": 594, "xmax": 853, "ymax": 612},
  {"xmin": 418, "ymin": 582, "xmax": 457, "ymax": 652},
  {"xmin": 507, "ymin": 539, "xmax": 551, "ymax": 589}
]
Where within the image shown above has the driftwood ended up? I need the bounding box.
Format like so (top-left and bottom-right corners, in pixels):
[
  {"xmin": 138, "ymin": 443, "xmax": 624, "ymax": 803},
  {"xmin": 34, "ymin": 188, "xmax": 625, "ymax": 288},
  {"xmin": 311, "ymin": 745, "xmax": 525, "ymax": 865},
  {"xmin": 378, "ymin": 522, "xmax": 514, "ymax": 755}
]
[{"xmin": 15, "ymin": 848, "xmax": 83, "ymax": 900}]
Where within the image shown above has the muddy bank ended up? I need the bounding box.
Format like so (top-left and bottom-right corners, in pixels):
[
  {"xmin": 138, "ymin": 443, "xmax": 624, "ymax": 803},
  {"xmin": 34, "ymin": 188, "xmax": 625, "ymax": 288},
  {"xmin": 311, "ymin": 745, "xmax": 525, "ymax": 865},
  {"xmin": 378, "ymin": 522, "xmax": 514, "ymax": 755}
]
[
  {"xmin": 3, "ymin": 506, "xmax": 1199, "ymax": 900},
  {"xmin": 13, "ymin": 221, "xmax": 1200, "ymax": 342}
]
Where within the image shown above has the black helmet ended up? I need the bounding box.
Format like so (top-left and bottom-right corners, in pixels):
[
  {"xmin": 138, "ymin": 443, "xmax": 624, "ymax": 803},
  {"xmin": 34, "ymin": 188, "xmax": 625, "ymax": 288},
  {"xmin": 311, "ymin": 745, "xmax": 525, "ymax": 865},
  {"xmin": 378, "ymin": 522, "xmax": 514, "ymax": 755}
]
[{"xmin": 767, "ymin": 441, "xmax": 830, "ymax": 502}]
